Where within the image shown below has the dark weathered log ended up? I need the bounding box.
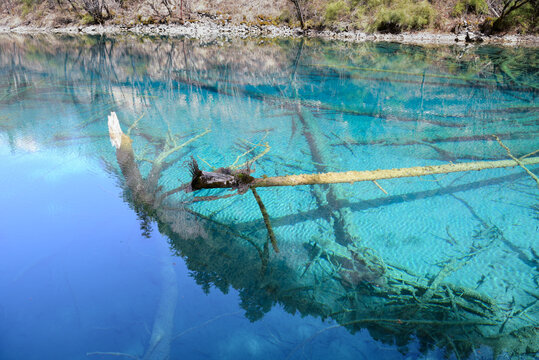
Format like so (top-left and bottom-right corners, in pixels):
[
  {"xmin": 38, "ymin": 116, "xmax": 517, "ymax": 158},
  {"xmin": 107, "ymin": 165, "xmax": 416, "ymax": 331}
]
[{"xmin": 188, "ymin": 157, "xmax": 255, "ymax": 193}]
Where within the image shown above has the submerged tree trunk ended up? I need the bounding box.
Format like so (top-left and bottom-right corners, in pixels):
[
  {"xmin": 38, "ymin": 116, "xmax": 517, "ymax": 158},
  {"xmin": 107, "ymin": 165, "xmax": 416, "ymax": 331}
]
[
  {"xmin": 142, "ymin": 258, "xmax": 178, "ymax": 360},
  {"xmin": 107, "ymin": 112, "xmax": 178, "ymax": 360},
  {"xmin": 108, "ymin": 112, "xmax": 155, "ymax": 206}
]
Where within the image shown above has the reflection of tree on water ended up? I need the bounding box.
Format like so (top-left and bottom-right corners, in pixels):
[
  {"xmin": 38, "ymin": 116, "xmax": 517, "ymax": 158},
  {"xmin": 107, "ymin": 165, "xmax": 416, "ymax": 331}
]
[
  {"xmin": 1, "ymin": 34, "xmax": 538, "ymax": 359},
  {"xmin": 107, "ymin": 108, "xmax": 538, "ymax": 359}
]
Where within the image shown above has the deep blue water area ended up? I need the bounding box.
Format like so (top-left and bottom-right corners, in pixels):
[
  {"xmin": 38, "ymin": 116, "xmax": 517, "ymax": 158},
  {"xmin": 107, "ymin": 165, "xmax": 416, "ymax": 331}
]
[{"xmin": 0, "ymin": 35, "xmax": 538, "ymax": 360}]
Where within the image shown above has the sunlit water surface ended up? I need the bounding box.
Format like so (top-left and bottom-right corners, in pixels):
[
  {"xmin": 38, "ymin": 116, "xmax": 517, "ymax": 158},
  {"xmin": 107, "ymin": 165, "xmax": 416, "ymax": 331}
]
[{"xmin": 0, "ymin": 35, "xmax": 538, "ymax": 360}]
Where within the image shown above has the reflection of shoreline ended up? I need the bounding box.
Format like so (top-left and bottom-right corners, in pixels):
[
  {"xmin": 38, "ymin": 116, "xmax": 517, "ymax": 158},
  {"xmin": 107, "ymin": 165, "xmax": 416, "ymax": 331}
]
[{"xmin": 0, "ymin": 22, "xmax": 538, "ymax": 46}]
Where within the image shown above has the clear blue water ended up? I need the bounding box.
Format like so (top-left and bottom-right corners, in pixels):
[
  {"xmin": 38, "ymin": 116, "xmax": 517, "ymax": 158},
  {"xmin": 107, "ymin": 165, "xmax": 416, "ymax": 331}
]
[{"xmin": 0, "ymin": 35, "xmax": 538, "ymax": 360}]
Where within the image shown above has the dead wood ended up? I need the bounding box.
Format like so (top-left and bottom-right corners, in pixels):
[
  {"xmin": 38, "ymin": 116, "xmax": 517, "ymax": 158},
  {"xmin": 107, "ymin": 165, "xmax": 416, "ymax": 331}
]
[
  {"xmin": 252, "ymin": 157, "xmax": 539, "ymax": 188},
  {"xmin": 251, "ymin": 188, "xmax": 279, "ymax": 253}
]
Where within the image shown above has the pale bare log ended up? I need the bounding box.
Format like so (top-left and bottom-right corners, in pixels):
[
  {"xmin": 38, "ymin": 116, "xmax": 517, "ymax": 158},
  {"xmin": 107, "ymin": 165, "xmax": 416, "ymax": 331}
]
[
  {"xmin": 108, "ymin": 112, "xmax": 154, "ymax": 205},
  {"xmin": 253, "ymin": 157, "xmax": 539, "ymax": 188}
]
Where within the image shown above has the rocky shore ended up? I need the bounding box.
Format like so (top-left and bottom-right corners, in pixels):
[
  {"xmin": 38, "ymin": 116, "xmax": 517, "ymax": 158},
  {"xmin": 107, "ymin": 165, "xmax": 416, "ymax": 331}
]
[{"xmin": 0, "ymin": 20, "xmax": 538, "ymax": 46}]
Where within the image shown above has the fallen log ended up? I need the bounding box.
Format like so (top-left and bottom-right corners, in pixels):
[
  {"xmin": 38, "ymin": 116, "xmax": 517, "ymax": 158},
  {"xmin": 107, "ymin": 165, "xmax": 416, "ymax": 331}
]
[
  {"xmin": 252, "ymin": 157, "xmax": 539, "ymax": 187},
  {"xmin": 184, "ymin": 157, "xmax": 539, "ymax": 190}
]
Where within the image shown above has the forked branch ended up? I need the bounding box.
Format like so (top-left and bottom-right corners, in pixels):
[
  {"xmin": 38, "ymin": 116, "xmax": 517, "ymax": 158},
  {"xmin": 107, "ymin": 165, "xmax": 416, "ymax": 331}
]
[{"xmin": 493, "ymin": 135, "xmax": 539, "ymax": 188}]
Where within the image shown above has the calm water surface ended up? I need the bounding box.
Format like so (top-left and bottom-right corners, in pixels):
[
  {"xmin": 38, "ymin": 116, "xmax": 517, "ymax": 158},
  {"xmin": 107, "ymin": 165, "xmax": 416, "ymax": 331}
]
[{"xmin": 0, "ymin": 35, "xmax": 538, "ymax": 360}]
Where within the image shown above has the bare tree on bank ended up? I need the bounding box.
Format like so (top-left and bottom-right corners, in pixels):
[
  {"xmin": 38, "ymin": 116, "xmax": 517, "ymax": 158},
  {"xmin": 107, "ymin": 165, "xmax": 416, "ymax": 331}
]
[
  {"xmin": 149, "ymin": 0, "xmax": 190, "ymax": 21},
  {"xmin": 80, "ymin": 0, "xmax": 111, "ymax": 23},
  {"xmin": 0, "ymin": 0, "xmax": 15, "ymax": 14},
  {"xmin": 289, "ymin": 0, "xmax": 305, "ymax": 29}
]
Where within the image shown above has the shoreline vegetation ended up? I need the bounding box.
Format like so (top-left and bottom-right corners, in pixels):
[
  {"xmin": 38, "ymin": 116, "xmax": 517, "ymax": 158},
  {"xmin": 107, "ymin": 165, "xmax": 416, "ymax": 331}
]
[{"xmin": 0, "ymin": 0, "xmax": 537, "ymax": 45}]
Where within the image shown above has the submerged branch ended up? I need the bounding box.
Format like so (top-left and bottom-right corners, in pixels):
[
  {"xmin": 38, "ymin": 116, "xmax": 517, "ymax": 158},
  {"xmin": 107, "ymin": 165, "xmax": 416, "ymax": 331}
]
[
  {"xmin": 520, "ymin": 149, "xmax": 539, "ymax": 160},
  {"xmin": 127, "ymin": 113, "xmax": 145, "ymax": 136},
  {"xmin": 172, "ymin": 311, "xmax": 242, "ymax": 341},
  {"xmin": 251, "ymin": 188, "xmax": 279, "ymax": 253},
  {"xmin": 230, "ymin": 133, "xmax": 270, "ymax": 170},
  {"xmin": 231, "ymin": 141, "xmax": 270, "ymax": 170},
  {"xmin": 86, "ymin": 352, "xmax": 138, "ymax": 359},
  {"xmin": 373, "ymin": 180, "xmax": 388, "ymax": 195},
  {"xmin": 286, "ymin": 318, "xmax": 497, "ymax": 360},
  {"xmin": 493, "ymin": 136, "xmax": 539, "ymax": 188},
  {"xmin": 154, "ymin": 128, "xmax": 211, "ymax": 165}
]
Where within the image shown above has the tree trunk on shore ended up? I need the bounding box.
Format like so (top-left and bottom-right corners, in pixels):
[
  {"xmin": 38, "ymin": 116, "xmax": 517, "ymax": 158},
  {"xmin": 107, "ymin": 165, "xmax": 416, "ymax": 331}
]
[{"xmin": 289, "ymin": 0, "xmax": 305, "ymax": 29}]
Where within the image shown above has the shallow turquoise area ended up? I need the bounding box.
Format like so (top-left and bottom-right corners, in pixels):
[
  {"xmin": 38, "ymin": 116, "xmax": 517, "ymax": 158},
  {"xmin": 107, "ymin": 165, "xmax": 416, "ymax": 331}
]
[{"xmin": 0, "ymin": 35, "xmax": 537, "ymax": 360}]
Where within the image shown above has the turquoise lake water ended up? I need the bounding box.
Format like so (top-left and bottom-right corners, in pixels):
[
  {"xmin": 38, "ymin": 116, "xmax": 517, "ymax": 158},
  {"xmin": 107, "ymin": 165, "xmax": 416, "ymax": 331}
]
[{"xmin": 0, "ymin": 34, "xmax": 538, "ymax": 360}]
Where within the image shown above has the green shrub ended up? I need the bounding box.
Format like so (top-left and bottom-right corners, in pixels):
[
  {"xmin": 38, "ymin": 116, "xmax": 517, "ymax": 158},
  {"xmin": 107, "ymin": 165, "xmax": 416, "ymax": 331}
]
[
  {"xmin": 349, "ymin": 0, "xmax": 389, "ymax": 11},
  {"xmin": 278, "ymin": 9, "xmax": 292, "ymax": 24},
  {"xmin": 21, "ymin": 0, "xmax": 36, "ymax": 16},
  {"xmin": 325, "ymin": 1, "xmax": 350, "ymax": 23},
  {"xmin": 508, "ymin": 3, "xmax": 538, "ymax": 33},
  {"xmin": 452, "ymin": 0, "xmax": 488, "ymax": 17},
  {"xmin": 491, "ymin": 2, "xmax": 539, "ymax": 34},
  {"xmin": 81, "ymin": 14, "xmax": 97, "ymax": 25},
  {"xmin": 305, "ymin": 18, "xmax": 326, "ymax": 30},
  {"xmin": 374, "ymin": 0, "xmax": 435, "ymax": 33},
  {"xmin": 364, "ymin": 0, "xmax": 391, "ymax": 9}
]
